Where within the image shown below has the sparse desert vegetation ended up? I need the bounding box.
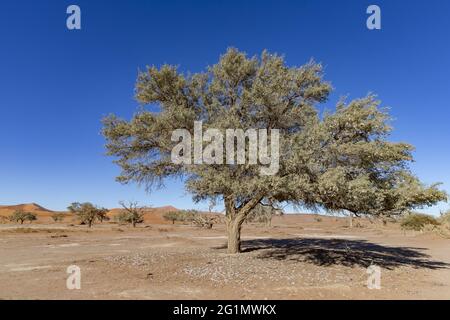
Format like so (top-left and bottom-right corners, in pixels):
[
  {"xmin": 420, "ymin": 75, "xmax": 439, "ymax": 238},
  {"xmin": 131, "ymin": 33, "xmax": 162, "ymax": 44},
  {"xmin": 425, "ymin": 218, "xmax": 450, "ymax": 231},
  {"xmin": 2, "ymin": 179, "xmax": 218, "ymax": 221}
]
[
  {"xmin": 400, "ymin": 213, "xmax": 440, "ymax": 231},
  {"xmin": 51, "ymin": 213, "xmax": 66, "ymax": 222}
]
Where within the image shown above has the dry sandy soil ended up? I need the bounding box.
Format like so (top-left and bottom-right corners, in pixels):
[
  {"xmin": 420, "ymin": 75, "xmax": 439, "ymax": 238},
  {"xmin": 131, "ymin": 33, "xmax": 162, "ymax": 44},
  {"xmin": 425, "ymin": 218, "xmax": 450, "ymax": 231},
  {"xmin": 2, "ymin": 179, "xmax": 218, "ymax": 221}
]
[{"xmin": 0, "ymin": 210, "xmax": 449, "ymax": 300}]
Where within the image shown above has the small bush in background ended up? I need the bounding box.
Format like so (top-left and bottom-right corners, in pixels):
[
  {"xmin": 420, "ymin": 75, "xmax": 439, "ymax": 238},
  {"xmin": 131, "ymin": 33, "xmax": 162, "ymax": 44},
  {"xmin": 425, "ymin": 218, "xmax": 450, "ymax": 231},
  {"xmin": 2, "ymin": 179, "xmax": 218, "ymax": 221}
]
[
  {"xmin": 163, "ymin": 209, "xmax": 221, "ymax": 229},
  {"xmin": 246, "ymin": 204, "xmax": 281, "ymax": 227},
  {"xmin": 51, "ymin": 213, "xmax": 66, "ymax": 222},
  {"xmin": 314, "ymin": 215, "xmax": 322, "ymax": 222},
  {"xmin": 400, "ymin": 213, "xmax": 440, "ymax": 231}
]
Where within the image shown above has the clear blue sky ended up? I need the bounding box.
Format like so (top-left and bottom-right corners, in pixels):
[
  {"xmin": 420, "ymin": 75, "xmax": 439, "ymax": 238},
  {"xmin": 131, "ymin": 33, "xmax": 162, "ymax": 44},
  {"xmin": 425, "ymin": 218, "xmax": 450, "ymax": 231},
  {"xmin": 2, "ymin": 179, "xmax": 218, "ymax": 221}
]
[{"xmin": 0, "ymin": 0, "xmax": 449, "ymax": 214}]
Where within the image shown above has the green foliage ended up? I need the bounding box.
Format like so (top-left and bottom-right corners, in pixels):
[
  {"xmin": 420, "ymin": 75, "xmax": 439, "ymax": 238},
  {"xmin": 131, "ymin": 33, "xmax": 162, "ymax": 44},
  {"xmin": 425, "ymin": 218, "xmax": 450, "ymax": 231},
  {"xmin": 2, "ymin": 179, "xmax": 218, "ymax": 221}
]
[
  {"xmin": 102, "ymin": 48, "xmax": 447, "ymax": 253},
  {"xmin": 51, "ymin": 213, "xmax": 66, "ymax": 222},
  {"xmin": 400, "ymin": 213, "xmax": 440, "ymax": 231},
  {"xmin": 67, "ymin": 202, "xmax": 108, "ymax": 228},
  {"xmin": 9, "ymin": 210, "xmax": 37, "ymax": 224}
]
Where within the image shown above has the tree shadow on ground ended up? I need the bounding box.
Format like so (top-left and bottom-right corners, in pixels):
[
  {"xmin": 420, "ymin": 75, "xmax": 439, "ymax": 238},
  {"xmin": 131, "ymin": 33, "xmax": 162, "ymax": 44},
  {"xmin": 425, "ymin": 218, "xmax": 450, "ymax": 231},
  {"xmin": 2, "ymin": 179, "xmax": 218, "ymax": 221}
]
[{"xmin": 235, "ymin": 238, "xmax": 449, "ymax": 270}]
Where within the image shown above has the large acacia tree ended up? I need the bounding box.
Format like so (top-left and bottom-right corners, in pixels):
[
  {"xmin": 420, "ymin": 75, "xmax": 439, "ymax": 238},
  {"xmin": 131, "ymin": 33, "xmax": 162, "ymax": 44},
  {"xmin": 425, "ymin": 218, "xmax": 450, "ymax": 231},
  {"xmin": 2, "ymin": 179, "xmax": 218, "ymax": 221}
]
[{"xmin": 103, "ymin": 48, "xmax": 446, "ymax": 253}]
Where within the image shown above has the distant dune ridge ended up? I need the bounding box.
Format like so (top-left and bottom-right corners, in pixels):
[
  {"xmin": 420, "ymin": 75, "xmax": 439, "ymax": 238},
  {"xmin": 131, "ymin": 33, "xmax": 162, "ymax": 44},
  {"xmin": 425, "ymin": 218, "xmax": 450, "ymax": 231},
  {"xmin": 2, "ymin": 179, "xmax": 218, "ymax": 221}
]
[
  {"xmin": 108, "ymin": 205, "xmax": 180, "ymax": 224},
  {"xmin": 0, "ymin": 203, "xmax": 53, "ymax": 212}
]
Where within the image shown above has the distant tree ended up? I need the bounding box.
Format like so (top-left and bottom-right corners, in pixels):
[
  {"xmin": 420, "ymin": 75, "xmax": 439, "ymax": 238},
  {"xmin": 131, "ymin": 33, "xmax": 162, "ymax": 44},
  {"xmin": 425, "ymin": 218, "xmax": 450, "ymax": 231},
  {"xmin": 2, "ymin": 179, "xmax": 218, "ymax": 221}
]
[
  {"xmin": 67, "ymin": 202, "xmax": 108, "ymax": 228},
  {"xmin": 103, "ymin": 48, "xmax": 447, "ymax": 253},
  {"xmin": 51, "ymin": 213, "xmax": 66, "ymax": 222},
  {"xmin": 117, "ymin": 201, "xmax": 146, "ymax": 227},
  {"xmin": 246, "ymin": 203, "xmax": 280, "ymax": 227},
  {"xmin": 191, "ymin": 213, "xmax": 219, "ymax": 229},
  {"xmin": 163, "ymin": 209, "xmax": 220, "ymax": 228},
  {"xmin": 97, "ymin": 209, "xmax": 110, "ymax": 223},
  {"xmin": 163, "ymin": 211, "xmax": 179, "ymax": 224},
  {"xmin": 9, "ymin": 210, "xmax": 37, "ymax": 224}
]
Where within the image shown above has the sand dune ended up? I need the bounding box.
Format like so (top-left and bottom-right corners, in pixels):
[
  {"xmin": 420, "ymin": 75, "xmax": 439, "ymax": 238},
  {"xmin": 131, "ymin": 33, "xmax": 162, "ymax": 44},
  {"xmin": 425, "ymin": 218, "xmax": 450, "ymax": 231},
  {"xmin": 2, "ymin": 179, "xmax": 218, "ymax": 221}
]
[{"xmin": 0, "ymin": 203, "xmax": 53, "ymax": 213}]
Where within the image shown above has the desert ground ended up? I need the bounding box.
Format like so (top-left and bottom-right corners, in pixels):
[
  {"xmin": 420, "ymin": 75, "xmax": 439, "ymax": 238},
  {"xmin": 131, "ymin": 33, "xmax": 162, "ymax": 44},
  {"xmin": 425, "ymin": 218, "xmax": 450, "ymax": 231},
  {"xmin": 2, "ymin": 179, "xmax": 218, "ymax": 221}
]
[{"xmin": 0, "ymin": 204, "xmax": 449, "ymax": 300}]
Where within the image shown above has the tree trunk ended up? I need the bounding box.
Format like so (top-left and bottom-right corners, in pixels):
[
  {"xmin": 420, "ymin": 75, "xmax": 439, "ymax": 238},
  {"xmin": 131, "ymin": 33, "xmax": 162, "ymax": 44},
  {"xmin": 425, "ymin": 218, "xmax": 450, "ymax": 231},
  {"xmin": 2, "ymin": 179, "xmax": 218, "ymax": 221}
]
[
  {"xmin": 224, "ymin": 194, "xmax": 264, "ymax": 254},
  {"xmin": 226, "ymin": 218, "xmax": 243, "ymax": 254},
  {"xmin": 349, "ymin": 213, "xmax": 353, "ymax": 228}
]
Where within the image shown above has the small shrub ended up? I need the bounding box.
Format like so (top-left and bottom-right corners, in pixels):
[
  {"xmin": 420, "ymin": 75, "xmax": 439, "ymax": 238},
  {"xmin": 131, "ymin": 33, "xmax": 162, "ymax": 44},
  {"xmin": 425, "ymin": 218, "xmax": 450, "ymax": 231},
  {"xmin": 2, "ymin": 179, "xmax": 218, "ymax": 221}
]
[
  {"xmin": 114, "ymin": 212, "xmax": 129, "ymax": 224},
  {"xmin": 163, "ymin": 210, "xmax": 198, "ymax": 224},
  {"xmin": 163, "ymin": 211, "xmax": 181, "ymax": 224},
  {"xmin": 192, "ymin": 214, "xmax": 219, "ymax": 229},
  {"xmin": 439, "ymin": 210, "xmax": 450, "ymax": 227},
  {"xmin": 400, "ymin": 213, "xmax": 440, "ymax": 231},
  {"xmin": 114, "ymin": 211, "xmax": 144, "ymax": 227},
  {"xmin": 163, "ymin": 210, "xmax": 219, "ymax": 228}
]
